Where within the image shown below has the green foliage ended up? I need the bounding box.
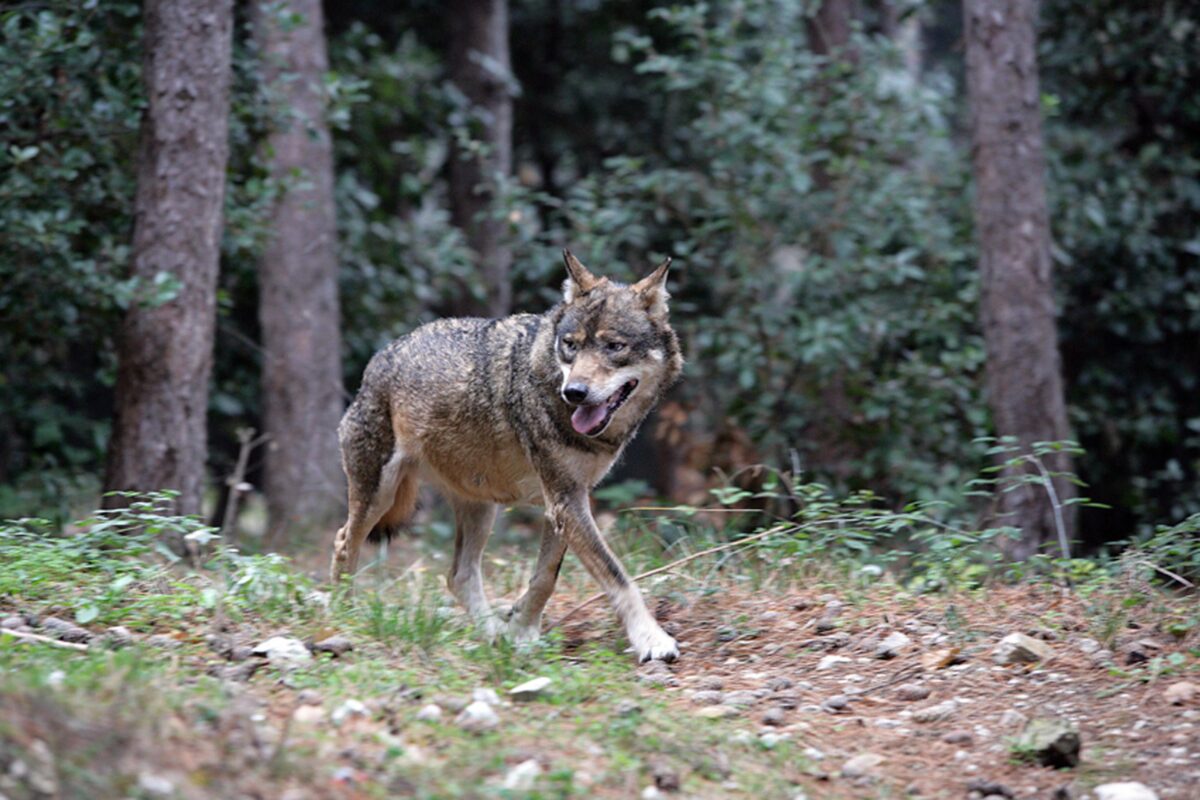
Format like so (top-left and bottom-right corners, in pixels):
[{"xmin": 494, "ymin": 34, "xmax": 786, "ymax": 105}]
[
  {"xmin": 504, "ymin": 0, "xmax": 985, "ymax": 506},
  {"xmin": 1125, "ymin": 512, "xmax": 1200, "ymax": 586}
]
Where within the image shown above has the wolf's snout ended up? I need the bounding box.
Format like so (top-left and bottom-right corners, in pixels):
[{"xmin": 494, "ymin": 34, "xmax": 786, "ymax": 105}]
[{"xmin": 562, "ymin": 382, "xmax": 590, "ymax": 405}]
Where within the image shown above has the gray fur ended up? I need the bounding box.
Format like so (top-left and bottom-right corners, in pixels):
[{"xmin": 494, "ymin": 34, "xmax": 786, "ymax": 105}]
[{"xmin": 331, "ymin": 251, "xmax": 684, "ymax": 662}]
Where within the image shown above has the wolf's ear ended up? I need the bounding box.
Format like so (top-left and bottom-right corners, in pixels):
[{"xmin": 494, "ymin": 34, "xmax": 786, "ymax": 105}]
[
  {"xmin": 632, "ymin": 257, "xmax": 671, "ymax": 319},
  {"xmin": 562, "ymin": 249, "xmax": 599, "ymax": 302}
]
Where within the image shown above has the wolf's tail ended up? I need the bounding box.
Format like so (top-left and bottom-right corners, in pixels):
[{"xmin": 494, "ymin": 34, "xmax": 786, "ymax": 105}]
[{"xmin": 366, "ymin": 467, "xmax": 419, "ymax": 544}]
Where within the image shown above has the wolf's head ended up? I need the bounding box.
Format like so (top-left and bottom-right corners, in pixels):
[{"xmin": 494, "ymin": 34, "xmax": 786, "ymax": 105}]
[{"xmin": 551, "ymin": 250, "xmax": 683, "ymax": 439}]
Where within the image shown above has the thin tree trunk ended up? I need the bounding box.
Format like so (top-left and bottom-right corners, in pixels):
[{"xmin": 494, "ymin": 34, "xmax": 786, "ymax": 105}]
[
  {"xmin": 808, "ymin": 0, "xmax": 858, "ymax": 60},
  {"xmin": 103, "ymin": 0, "xmax": 233, "ymax": 515},
  {"xmin": 963, "ymin": 0, "xmax": 1076, "ymax": 558},
  {"xmin": 253, "ymin": 0, "xmax": 345, "ymax": 543},
  {"xmin": 447, "ymin": 0, "xmax": 513, "ymax": 318}
]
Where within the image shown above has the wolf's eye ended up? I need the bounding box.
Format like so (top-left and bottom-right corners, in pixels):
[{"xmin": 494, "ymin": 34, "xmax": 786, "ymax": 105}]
[
  {"xmin": 605, "ymin": 341, "xmax": 627, "ymax": 354},
  {"xmin": 560, "ymin": 338, "xmax": 578, "ymax": 357}
]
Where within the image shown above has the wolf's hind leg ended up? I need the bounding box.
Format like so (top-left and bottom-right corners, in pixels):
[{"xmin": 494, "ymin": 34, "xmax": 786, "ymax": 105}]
[
  {"xmin": 446, "ymin": 498, "xmax": 501, "ymax": 638},
  {"xmin": 330, "ymin": 447, "xmax": 416, "ymax": 583},
  {"xmin": 506, "ymin": 519, "xmax": 567, "ymax": 645}
]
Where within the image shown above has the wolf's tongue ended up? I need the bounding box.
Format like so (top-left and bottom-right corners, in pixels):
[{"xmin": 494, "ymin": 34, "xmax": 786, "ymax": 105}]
[{"xmin": 571, "ymin": 403, "xmax": 607, "ymax": 434}]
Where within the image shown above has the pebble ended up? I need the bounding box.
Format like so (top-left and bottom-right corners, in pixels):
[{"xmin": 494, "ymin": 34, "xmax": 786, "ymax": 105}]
[
  {"xmin": 992, "ymin": 633, "xmax": 1054, "ymax": 665},
  {"xmin": 695, "ymin": 706, "xmax": 739, "ymax": 719},
  {"xmin": 312, "ymin": 634, "xmax": 354, "ymax": 656},
  {"xmin": 874, "ymin": 631, "xmax": 912, "ymax": 659},
  {"xmin": 0, "ymin": 615, "xmax": 24, "ymax": 630},
  {"xmin": 430, "ymin": 694, "xmax": 469, "ymax": 713},
  {"xmin": 1094, "ymin": 783, "xmax": 1159, "ymax": 800},
  {"xmin": 292, "ymin": 705, "xmax": 324, "ymax": 725},
  {"xmin": 691, "ymin": 690, "xmax": 724, "ymax": 706},
  {"xmin": 999, "ymin": 709, "xmax": 1028, "ymax": 728},
  {"xmin": 762, "ymin": 707, "xmax": 785, "ymax": 727},
  {"xmin": 503, "ymin": 759, "xmax": 541, "ymax": 791},
  {"xmin": 615, "ymin": 700, "xmax": 642, "ymax": 717},
  {"xmin": 722, "ymin": 690, "xmax": 758, "ymax": 708},
  {"xmin": 296, "ymin": 689, "xmax": 322, "ymax": 705},
  {"xmin": 943, "ymin": 730, "xmax": 974, "ymax": 745},
  {"xmin": 136, "ymin": 772, "xmax": 175, "ymax": 797},
  {"xmin": 1013, "ymin": 717, "xmax": 1080, "ymax": 768},
  {"xmin": 41, "ymin": 616, "xmax": 92, "ymax": 643},
  {"xmin": 803, "ymin": 746, "xmax": 826, "ymax": 761},
  {"xmin": 146, "ymin": 634, "xmax": 182, "ymax": 650},
  {"xmin": 841, "ymin": 752, "xmax": 885, "ymax": 779},
  {"xmin": 913, "ymin": 699, "xmax": 958, "ymax": 723},
  {"xmin": 697, "ymin": 675, "xmax": 725, "ymax": 691},
  {"xmin": 894, "ymin": 683, "xmax": 931, "ymax": 702},
  {"xmin": 252, "ymin": 636, "xmax": 312, "ymax": 667},
  {"xmin": 766, "ymin": 676, "xmax": 793, "ymax": 692},
  {"xmin": 509, "ymin": 677, "xmax": 552, "ymax": 702},
  {"xmin": 456, "ymin": 701, "xmax": 500, "ymax": 732},
  {"xmin": 1163, "ymin": 681, "xmax": 1197, "ymax": 706},
  {"xmin": 331, "ymin": 699, "xmax": 369, "ymax": 727},
  {"xmin": 102, "ymin": 626, "xmax": 134, "ymax": 649},
  {"xmin": 652, "ymin": 763, "xmax": 681, "ymax": 791},
  {"xmin": 821, "ymin": 694, "xmax": 850, "ymax": 713},
  {"xmin": 966, "ymin": 779, "xmax": 1014, "ymax": 798},
  {"xmin": 415, "ymin": 704, "xmax": 443, "ymax": 721},
  {"xmin": 816, "ymin": 655, "xmax": 851, "ymax": 671},
  {"xmin": 472, "ymin": 687, "xmax": 501, "ymax": 705}
]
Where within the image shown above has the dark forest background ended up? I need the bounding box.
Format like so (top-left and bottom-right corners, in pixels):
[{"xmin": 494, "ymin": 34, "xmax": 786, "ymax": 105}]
[{"xmin": 2, "ymin": 0, "xmax": 1197, "ymax": 557}]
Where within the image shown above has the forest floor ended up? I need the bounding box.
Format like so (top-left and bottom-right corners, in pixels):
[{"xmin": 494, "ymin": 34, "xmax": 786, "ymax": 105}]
[{"xmin": 1, "ymin": 522, "xmax": 1198, "ymax": 800}]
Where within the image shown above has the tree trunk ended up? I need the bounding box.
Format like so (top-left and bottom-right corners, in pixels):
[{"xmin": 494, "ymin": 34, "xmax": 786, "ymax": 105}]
[
  {"xmin": 447, "ymin": 0, "xmax": 513, "ymax": 318},
  {"xmin": 808, "ymin": 0, "xmax": 858, "ymax": 59},
  {"xmin": 253, "ymin": 0, "xmax": 345, "ymax": 543},
  {"xmin": 963, "ymin": 0, "xmax": 1076, "ymax": 558},
  {"xmin": 103, "ymin": 0, "xmax": 233, "ymax": 515}
]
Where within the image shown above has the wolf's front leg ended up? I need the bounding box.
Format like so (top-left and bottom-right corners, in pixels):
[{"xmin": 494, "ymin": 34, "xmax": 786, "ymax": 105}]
[{"xmin": 547, "ymin": 493, "xmax": 678, "ymax": 663}]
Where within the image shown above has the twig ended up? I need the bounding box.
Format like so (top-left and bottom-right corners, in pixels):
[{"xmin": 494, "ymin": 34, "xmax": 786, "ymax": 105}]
[
  {"xmin": 0, "ymin": 628, "xmax": 89, "ymax": 652},
  {"xmin": 220, "ymin": 427, "xmax": 269, "ymax": 546},
  {"xmin": 1027, "ymin": 454, "xmax": 1071, "ymax": 560},
  {"xmin": 547, "ymin": 522, "xmax": 795, "ymax": 630},
  {"xmin": 1135, "ymin": 559, "xmax": 1195, "ymax": 589}
]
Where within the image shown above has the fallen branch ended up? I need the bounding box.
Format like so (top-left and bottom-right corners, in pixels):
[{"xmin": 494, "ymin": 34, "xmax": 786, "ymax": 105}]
[
  {"xmin": 1135, "ymin": 559, "xmax": 1195, "ymax": 589},
  {"xmin": 0, "ymin": 628, "xmax": 90, "ymax": 652},
  {"xmin": 547, "ymin": 521, "xmax": 795, "ymax": 630}
]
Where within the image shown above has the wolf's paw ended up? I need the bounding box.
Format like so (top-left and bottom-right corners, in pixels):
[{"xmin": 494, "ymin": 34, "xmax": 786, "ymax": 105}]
[
  {"xmin": 630, "ymin": 626, "xmax": 679, "ymax": 664},
  {"xmin": 503, "ymin": 618, "xmax": 542, "ymax": 648}
]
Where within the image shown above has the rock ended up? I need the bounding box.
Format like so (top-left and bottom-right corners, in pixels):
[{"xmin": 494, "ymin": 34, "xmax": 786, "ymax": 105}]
[
  {"xmin": 1075, "ymin": 637, "xmax": 1102, "ymax": 655},
  {"xmin": 942, "ymin": 730, "xmax": 973, "ymax": 745},
  {"xmin": 503, "ymin": 759, "xmax": 541, "ymax": 791},
  {"xmin": 774, "ymin": 695, "xmax": 798, "ymax": 710},
  {"xmin": 641, "ymin": 787, "xmax": 663, "ymax": 800},
  {"xmin": 762, "ymin": 707, "xmax": 785, "ymax": 726},
  {"xmin": 509, "ymin": 677, "xmax": 552, "ymax": 702},
  {"xmin": 456, "ymin": 701, "xmax": 499, "ymax": 732},
  {"xmin": 695, "ymin": 706, "xmax": 739, "ymax": 719},
  {"xmin": 41, "ymin": 616, "xmax": 92, "ymax": 643},
  {"xmin": 146, "ymin": 633, "xmax": 182, "ymax": 650},
  {"xmin": 102, "ymin": 626, "xmax": 134, "ymax": 649},
  {"xmin": 252, "ymin": 636, "xmax": 312, "ymax": 668},
  {"xmin": 615, "ymin": 700, "xmax": 642, "ymax": 717},
  {"xmin": 1094, "ymin": 783, "xmax": 1159, "ymax": 800},
  {"xmin": 821, "ymin": 694, "xmax": 850, "ymax": 713},
  {"xmin": 415, "ymin": 704, "xmax": 443, "ymax": 722},
  {"xmin": 137, "ymin": 771, "xmax": 175, "ymax": 797},
  {"xmin": 993, "ymin": 633, "xmax": 1054, "ymax": 665},
  {"xmin": 691, "ymin": 690, "xmax": 724, "ymax": 706},
  {"xmin": 312, "ymin": 634, "xmax": 354, "ymax": 657},
  {"xmin": 722, "ymin": 690, "xmax": 758, "ymax": 708},
  {"xmin": 0, "ymin": 615, "xmax": 24, "ymax": 630},
  {"xmin": 652, "ymin": 763, "xmax": 681, "ymax": 792},
  {"xmin": 430, "ymin": 694, "xmax": 469, "ymax": 713},
  {"xmin": 292, "ymin": 705, "xmax": 325, "ymax": 725},
  {"xmin": 1163, "ymin": 680, "xmax": 1197, "ymax": 706},
  {"xmin": 1122, "ymin": 639, "xmax": 1163, "ymax": 665},
  {"xmin": 894, "ymin": 683, "xmax": 931, "ymax": 702},
  {"xmin": 1013, "ymin": 717, "xmax": 1080, "ymax": 768},
  {"xmin": 816, "ymin": 655, "xmax": 851, "ymax": 671},
  {"xmin": 999, "ymin": 709, "xmax": 1028, "ymax": 728},
  {"xmin": 331, "ymin": 699, "xmax": 369, "ymax": 727},
  {"xmin": 296, "ymin": 689, "xmax": 322, "ymax": 705},
  {"xmin": 913, "ymin": 699, "xmax": 958, "ymax": 723},
  {"xmin": 229, "ymin": 645, "xmax": 254, "ymax": 662},
  {"xmin": 766, "ymin": 676, "xmax": 793, "ymax": 692},
  {"xmin": 697, "ymin": 675, "xmax": 725, "ymax": 691},
  {"xmin": 472, "ymin": 687, "xmax": 501, "ymax": 705},
  {"xmin": 815, "ymin": 618, "xmax": 838, "ymax": 633},
  {"xmin": 638, "ymin": 671, "xmax": 677, "ymax": 687},
  {"xmin": 874, "ymin": 631, "xmax": 912, "ymax": 659},
  {"xmin": 966, "ymin": 779, "xmax": 1014, "ymax": 798},
  {"xmin": 841, "ymin": 752, "xmax": 885, "ymax": 779}
]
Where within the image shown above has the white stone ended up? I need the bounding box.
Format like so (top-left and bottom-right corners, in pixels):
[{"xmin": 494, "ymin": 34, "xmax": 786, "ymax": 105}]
[
  {"xmin": 252, "ymin": 636, "xmax": 312, "ymax": 668},
  {"xmin": 1094, "ymin": 782, "xmax": 1160, "ymax": 800},
  {"xmin": 841, "ymin": 752, "xmax": 885, "ymax": 778},
  {"xmin": 415, "ymin": 704, "xmax": 443, "ymax": 722},
  {"xmin": 331, "ymin": 699, "xmax": 369, "ymax": 727},
  {"xmin": 992, "ymin": 633, "xmax": 1054, "ymax": 665},
  {"xmin": 509, "ymin": 677, "xmax": 552, "ymax": 702},
  {"xmin": 137, "ymin": 772, "xmax": 174, "ymax": 797},
  {"xmin": 456, "ymin": 701, "xmax": 500, "ymax": 732},
  {"xmin": 473, "ymin": 687, "xmax": 501, "ymax": 705},
  {"xmin": 292, "ymin": 705, "xmax": 324, "ymax": 725},
  {"xmin": 503, "ymin": 759, "xmax": 541, "ymax": 790},
  {"xmin": 816, "ymin": 655, "xmax": 852, "ymax": 671}
]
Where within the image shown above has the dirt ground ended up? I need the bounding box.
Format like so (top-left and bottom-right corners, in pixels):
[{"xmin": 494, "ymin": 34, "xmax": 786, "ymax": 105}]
[{"xmin": 552, "ymin": 581, "xmax": 1200, "ymax": 799}]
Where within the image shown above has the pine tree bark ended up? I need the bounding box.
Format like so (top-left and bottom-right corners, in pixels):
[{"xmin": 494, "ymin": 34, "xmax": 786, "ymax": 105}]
[
  {"xmin": 447, "ymin": 0, "xmax": 513, "ymax": 318},
  {"xmin": 254, "ymin": 0, "xmax": 345, "ymax": 542},
  {"xmin": 963, "ymin": 0, "xmax": 1076, "ymax": 558},
  {"xmin": 103, "ymin": 0, "xmax": 233, "ymax": 515}
]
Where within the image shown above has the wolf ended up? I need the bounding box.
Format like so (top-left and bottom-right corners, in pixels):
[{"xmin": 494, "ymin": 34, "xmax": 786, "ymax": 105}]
[{"xmin": 330, "ymin": 251, "xmax": 684, "ymax": 662}]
